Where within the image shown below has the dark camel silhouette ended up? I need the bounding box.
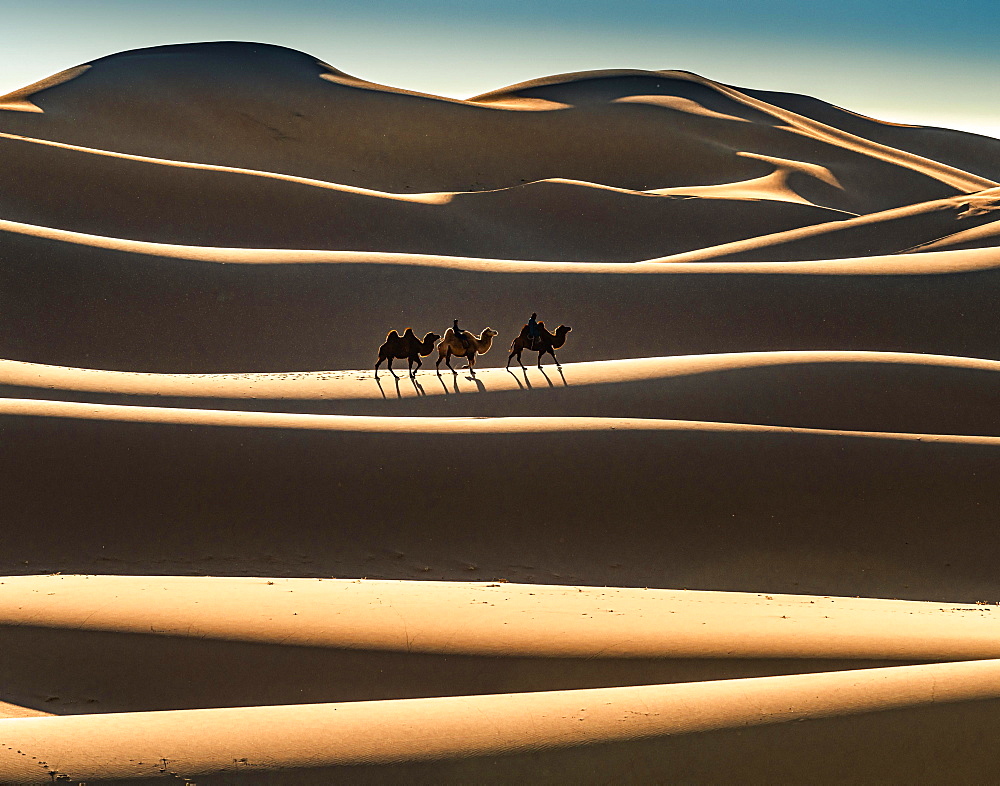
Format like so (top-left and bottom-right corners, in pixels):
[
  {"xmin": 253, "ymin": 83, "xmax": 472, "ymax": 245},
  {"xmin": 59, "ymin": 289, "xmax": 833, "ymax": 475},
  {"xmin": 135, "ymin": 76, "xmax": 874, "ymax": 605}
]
[
  {"xmin": 375, "ymin": 328, "xmax": 441, "ymax": 377},
  {"xmin": 436, "ymin": 327, "xmax": 498, "ymax": 374},
  {"xmin": 507, "ymin": 322, "xmax": 572, "ymax": 368}
]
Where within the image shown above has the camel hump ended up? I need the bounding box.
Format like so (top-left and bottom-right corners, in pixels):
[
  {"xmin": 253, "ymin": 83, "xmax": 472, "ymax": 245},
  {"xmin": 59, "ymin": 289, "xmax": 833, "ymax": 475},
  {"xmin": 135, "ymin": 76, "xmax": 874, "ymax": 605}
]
[
  {"xmin": 385, "ymin": 329, "xmax": 401, "ymax": 340},
  {"xmin": 403, "ymin": 327, "xmax": 417, "ymax": 338}
]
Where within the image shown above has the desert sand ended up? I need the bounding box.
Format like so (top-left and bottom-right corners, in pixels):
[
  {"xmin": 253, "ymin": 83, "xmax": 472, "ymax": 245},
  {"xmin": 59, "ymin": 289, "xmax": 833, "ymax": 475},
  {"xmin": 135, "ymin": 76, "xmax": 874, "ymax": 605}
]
[{"xmin": 3, "ymin": 41, "xmax": 1000, "ymax": 782}]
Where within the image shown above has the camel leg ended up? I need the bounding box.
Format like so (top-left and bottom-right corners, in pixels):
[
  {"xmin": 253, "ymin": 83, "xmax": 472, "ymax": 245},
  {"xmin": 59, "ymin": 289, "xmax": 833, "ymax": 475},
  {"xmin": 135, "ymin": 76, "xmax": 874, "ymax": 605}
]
[
  {"xmin": 446, "ymin": 348, "xmax": 456, "ymax": 373},
  {"xmin": 387, "ymin": 356, "xmax": 398, "ymax": 377},
  {"xmin": 550, "ymin": 350, "xmax": 560, "ymax": 366},
  {"xmin": 436, "ymin": 351, "xmax": 444, "ymax": 370},
  {"xmin": 410, "ymin": 356, "xmax": 422, "ymax": 376},
  {"xmin": 375, "ymin": 356, "xmax": 384, "ymax": 377}
]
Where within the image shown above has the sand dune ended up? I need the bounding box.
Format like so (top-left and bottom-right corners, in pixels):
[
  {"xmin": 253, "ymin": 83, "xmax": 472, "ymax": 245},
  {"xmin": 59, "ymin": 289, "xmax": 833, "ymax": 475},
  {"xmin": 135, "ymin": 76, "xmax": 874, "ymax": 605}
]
[
  {"xmin": 658, "ymin": 187, "xmax": 1000, "ymax": 262},
  {"xmin": 3, "ymin": 397, "xmax": 1000, "ymax": 601},
  {"xmin": 7, "ymin": 575, "xmax": 945, "ymax": 716},
  {"xmin": 0, "ymin": 132, "xmax": 850, "ymax": 259},
  {"xmin": 1, "ymin": 43, "xmax": 993, "ymax": 211},
  {"xmin": 3, "ymin": 660, "xmax": 1000, "ymax": 782},
  {"xmin": 735, "ymin": 82, "xmax": 1000, "ymax": 182},
  {"xmin": 4, "ymin": 217, "xmax": 1000, "ymax": 372},
  {"xmin": 3, "ymin": 351, "xmax": 1000, "ymax": 437},
  {"xmin": 4, "ymin": 41, "xmax": 1000, "ymax": 781}
]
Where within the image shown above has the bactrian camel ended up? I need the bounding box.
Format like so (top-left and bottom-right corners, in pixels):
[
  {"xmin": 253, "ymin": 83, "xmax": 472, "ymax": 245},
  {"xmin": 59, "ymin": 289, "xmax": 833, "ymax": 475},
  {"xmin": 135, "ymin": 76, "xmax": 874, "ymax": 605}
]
[
  {"xmin": 507, "ymin": 321, "xmax": 572, "ymax": 368},
  {"xmin": 375, "ymin": 328, "xmax": 441, "ymax": 377},
  {"xmin": 436, "ymin": 327, "xmax": 499, "ymax": 373}
]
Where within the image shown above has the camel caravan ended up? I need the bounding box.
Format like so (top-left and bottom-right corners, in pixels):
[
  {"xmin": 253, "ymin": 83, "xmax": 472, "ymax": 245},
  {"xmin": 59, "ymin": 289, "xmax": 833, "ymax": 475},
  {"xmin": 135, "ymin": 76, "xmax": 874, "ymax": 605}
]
[{"xmin": 375, "ymin": 314, "xmax": 571, "ymax": 377}]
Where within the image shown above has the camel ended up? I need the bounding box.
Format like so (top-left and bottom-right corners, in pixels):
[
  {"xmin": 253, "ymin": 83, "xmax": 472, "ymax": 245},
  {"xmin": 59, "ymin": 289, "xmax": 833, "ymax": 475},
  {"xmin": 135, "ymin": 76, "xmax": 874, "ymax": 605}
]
[
  {"xmin": 375, "ymin": 328, "xmax": 441, "ymax": 377},
  {"xmin": 436, "ymin": 327, "xmax": 499, "ymax": 373},
  {"xmin": 507, "ymin": 321, "xmax": 572, "ymax": 368}
]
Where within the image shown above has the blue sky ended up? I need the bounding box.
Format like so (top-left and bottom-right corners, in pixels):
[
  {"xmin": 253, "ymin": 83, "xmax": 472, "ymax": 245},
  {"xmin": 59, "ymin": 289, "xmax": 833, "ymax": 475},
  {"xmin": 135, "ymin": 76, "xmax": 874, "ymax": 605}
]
[{"xmin": 2, "ymin": 0, "xmax": 998, "ymax": 136}]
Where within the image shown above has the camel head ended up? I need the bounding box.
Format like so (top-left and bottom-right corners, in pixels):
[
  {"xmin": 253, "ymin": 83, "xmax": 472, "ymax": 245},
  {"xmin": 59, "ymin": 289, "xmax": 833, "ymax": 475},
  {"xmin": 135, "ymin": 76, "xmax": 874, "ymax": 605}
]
[
  {"xmin": 424, "ymin": 332, "xmax": 442, "ymax": 344},
  {"xmin": 555, "ymin": 325, "xmax": 572, "ymax": 336},
  {"xmin": 481, "ymin": 328, "xmax": 499, "ymax": 340}
]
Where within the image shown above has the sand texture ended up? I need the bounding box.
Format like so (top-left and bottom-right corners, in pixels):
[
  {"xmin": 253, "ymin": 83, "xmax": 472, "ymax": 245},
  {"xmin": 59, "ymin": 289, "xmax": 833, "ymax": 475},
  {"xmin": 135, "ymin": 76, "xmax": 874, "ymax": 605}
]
[{"xmin": 3, "ymin": 41, "xmax": 1000, "ymax": 782}]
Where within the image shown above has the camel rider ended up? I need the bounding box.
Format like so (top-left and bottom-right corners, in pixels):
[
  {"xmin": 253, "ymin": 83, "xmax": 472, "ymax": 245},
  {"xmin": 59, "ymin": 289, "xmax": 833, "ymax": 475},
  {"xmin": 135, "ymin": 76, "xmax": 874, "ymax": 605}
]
[
  {"xmin": 453, "ymin": 318, "xmax": 472, "ymax": 354},
  {"xmin": 527, "ymin": 312, "xmax": 541, "ymax": 350}
]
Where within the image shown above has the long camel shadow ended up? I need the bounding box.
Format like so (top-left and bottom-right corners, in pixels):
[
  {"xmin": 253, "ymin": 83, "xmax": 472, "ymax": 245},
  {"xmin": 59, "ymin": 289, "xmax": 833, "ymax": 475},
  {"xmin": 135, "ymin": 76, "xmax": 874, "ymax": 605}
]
[
  {"xmin": 556, "ymin": 363, "xmax": 569, "ymax": 387},
  {"xmin": 434, "ymin": 371, "xmax": 452, "ymax": 395},
  {"xmin": 374, "ymin": 375, "xmax": 387, "ymax": 399},
  {"xmin": 411, "ymin": 376, "xmax": 426, "ymax": 397},
  {"xmin": 537, "ymin": 366, "xmax": 555, "ymax": 388},
  {"xmin": 505, "ymin": 368, "xmax": 525, "ymax": 390}
]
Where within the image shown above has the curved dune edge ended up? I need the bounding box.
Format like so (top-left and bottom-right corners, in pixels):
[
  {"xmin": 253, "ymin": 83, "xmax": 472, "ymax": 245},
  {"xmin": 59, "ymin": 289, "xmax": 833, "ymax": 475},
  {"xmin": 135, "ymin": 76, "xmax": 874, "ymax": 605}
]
[
  {"xmin": 0, "ymin": 703, "xmax": 50, "ymax": 720},
  {"xmin": 4, "ymin": 397, "xmax": 1000, "ymax": 447},
  {"xmin": 4, "ymin": 216, "xmax": 1000, "ymax": 273},
  {"xmin": 0, "ymin": 130, "xmax": 452, "ymax": 203},
  {"xmin": 3, "ymin": 351, "xmax": 1000, "ymax": 400},
  {"xmin": 2, "ymin": 575, "xmax": 999, "ymax": 661},
  {"xmin": 2, "ymin": 660, "xmax": 1000, "ymax": 781}
]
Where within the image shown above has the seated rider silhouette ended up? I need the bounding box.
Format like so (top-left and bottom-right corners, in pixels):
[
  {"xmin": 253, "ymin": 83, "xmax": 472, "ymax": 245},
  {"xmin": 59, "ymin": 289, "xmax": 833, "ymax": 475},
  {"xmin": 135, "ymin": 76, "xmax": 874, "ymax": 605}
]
[
  {"xmin": 453, "ymin": 318, "xmax": 471, "ymax": 354},
  {"xmin": 527, "ymin": 312, "xmax": 542, "ymax": 350}
]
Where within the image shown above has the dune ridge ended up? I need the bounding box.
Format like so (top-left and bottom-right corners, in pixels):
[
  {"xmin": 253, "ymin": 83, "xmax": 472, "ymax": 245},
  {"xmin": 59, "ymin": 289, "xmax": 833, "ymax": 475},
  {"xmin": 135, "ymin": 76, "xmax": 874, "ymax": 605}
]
[
  {"xmin": 3, "ymin": 661, "xmax": 1000, "ymax": 782},
  {"xmin": 3, "ymin": 575, "xmax": 1000, "ymax": 661},
  {"xmin": 0, "ymin": 131, "xmax": 851, "ymax": 259}
]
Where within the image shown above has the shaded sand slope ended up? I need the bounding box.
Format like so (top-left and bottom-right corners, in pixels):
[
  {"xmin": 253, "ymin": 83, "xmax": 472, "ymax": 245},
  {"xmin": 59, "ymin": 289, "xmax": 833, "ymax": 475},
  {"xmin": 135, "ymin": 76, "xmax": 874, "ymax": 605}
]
[
  {"xmin": 735, "ymin": 82, "xmax": 1000, "ymax": 182},
  {"xmin": 0, "ymin": 133, "xmax": 847, "ymax": 259},
  {"xmin": 904, "ymin": 216, "xmax": 1000, "ymax": 253},
  {"xmin": 658, "ymin": 187, "xmax": 1000, "ymax": 262},
  {"xmin": 2, "ymin": 660, "xmax": 1000, "ymax": 783},
  {"xmin": 4, "ymin": 352, "xmax": 1000, "ymax": 437},
  {"xmin": 0, "ymin": 44, "xmax": 993, "ymax": 215},
  {"xmin": 4, "ymin": 222, "xmax": 1000, "ymax": 371},
  {"xmin": 20, "ymin": 575, "xmax": 1000, "ymax": 714},
  {"xmin": 3, "ymin": 399, "xmax": 1000, "ymax": 600}
]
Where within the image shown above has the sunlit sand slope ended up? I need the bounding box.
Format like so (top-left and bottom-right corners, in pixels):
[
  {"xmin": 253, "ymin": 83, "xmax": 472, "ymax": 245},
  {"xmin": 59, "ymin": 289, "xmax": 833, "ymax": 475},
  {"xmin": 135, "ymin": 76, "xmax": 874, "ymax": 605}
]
[
  {"xmin": 2, "ymin": 660, "xmax": 1000, "ymax": 783},
  {"xmin": 2, "ymin": 575, "xmax": 998, "ymax": 714},
  {"xmin": 2, "ymin": 576, "xmax": 1000, "ymax": 781}
]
